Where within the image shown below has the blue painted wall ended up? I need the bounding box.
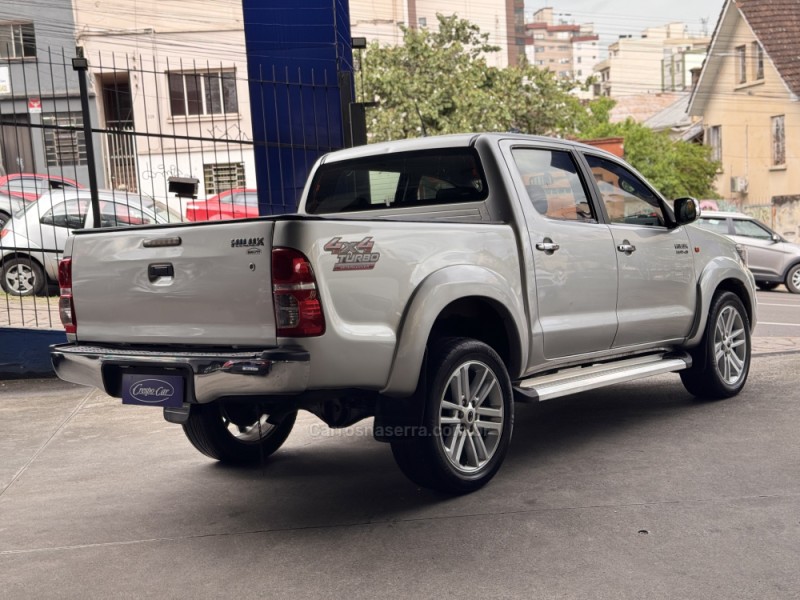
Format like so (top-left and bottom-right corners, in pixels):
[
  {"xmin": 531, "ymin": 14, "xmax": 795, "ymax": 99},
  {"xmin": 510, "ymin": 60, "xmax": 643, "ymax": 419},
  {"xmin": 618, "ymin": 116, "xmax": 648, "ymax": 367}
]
[
  {"xmin": 0, "ymin": 329, "xmax": 65, "ymax": 378},
  {"xmin": 241, "ymin": 0, "xmax": 355, "ymax": 215}
]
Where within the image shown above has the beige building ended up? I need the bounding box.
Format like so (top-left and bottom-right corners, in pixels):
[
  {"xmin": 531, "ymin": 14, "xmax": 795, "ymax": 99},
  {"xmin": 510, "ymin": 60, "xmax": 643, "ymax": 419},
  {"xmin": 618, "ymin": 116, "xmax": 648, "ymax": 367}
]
[
  {"xmin": 72, "ymin": 0, "xmax": 255, "ymax": 204},
  {"xmin": 689, "ymin": 0, "xmax": 800, "ymax": 236},
  {"xmin": 595, "ymin": 23, "xmax": 708, "ymax": 98},
  {"xmin": 350, "ymin": 0, "xmax": 525, "ymax": 68}
]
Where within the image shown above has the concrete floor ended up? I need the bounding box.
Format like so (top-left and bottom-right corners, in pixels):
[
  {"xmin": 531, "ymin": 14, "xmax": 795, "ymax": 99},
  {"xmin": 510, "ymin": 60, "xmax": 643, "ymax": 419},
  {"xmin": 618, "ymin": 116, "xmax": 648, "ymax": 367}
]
[{"xmin": 2, "ymin": 353, "xmax": 799, "ymax": 599}]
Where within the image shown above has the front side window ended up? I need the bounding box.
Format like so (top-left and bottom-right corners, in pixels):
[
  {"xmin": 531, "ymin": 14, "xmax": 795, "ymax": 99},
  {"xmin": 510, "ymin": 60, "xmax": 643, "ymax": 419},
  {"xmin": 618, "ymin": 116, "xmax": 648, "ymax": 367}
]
[
  {"xmin": 168, "ymin": 70, "xmax": 238, "ymax": 117},
  {"xmin": 99, "ymin": 201, "xmax": 157, "ymax": 227},
  {"xmin": 771, "ymin": 115, "xmax": 785, "ymax": 167},
  {"xmin": 585, "ymin": 154, "xmax": 666, "ymax": 227},
  {"xmin": 732, "ymin": 219, "xmax": 773, "ymax": 240},
  {"xmin": 307, "ymin": 149, "xmax": 487, "ymax": 215},
  {"xmin": 0, "ymin": 22, "xmax": 36, "ymax": 59},
  {"xmin": 511, "ymin": 148, "xmax": 594, "ymax": 221}
]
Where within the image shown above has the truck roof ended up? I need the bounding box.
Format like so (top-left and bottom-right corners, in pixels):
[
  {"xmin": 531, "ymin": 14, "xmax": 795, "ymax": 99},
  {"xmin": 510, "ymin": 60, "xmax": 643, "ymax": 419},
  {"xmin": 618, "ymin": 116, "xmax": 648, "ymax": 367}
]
[{"xmin": 319, "ymin": 132, "xmax": 618, "ymax": 164}]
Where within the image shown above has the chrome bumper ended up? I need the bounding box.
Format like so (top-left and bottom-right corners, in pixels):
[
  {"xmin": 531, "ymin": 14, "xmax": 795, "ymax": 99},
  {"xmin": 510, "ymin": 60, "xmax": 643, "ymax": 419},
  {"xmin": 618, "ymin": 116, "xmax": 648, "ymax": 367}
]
[{"xmin": 50, "ymin": 343, "xmax": 310, "ymax": 404}]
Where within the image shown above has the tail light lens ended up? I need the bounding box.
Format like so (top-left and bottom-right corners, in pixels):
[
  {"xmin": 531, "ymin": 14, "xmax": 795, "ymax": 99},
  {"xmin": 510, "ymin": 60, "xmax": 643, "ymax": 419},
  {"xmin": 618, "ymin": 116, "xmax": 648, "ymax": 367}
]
[
  {"xmin": 58, "ymin": 258, "xmax": 77, "ymax": 334},
  {"xmin": 272, "ymin": 248, "xmax": 325, "ymax": 337}
]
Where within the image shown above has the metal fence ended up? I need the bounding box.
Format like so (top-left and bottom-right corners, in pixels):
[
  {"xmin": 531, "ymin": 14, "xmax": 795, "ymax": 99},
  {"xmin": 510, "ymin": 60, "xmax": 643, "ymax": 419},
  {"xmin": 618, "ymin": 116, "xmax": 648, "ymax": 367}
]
[{"xmin": 1, "ymin": 49, "xmax": 342, "ymax": 330}]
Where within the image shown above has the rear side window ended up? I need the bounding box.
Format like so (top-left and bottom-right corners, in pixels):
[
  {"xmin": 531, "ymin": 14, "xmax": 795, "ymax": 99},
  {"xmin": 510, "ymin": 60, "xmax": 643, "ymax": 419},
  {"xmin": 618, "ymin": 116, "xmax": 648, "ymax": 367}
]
[{"xmin": 306, "ymin": 148, "xmax": 488, "ymax": 214}]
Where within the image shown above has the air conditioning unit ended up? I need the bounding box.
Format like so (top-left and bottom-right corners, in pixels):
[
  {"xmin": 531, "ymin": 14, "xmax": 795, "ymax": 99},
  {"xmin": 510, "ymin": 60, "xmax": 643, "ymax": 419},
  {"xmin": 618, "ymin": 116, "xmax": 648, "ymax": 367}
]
[{"xmin": 730, "ymin": 176, "xmax": 748, "ymax": 193}]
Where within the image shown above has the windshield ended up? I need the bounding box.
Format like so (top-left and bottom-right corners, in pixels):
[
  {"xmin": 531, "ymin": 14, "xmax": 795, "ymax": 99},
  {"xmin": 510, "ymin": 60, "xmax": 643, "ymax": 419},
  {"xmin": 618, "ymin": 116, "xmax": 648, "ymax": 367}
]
[{"xmin": 306, "ymin": 148, "xmax": 488, "ymax": 214}]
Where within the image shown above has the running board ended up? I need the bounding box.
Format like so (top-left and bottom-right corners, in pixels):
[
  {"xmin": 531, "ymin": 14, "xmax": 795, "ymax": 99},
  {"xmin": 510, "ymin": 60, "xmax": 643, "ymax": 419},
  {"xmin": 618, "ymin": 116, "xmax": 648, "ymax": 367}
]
[{"xmin": 514, "ymin": 352, "xmax": 692, "ymax": 403}]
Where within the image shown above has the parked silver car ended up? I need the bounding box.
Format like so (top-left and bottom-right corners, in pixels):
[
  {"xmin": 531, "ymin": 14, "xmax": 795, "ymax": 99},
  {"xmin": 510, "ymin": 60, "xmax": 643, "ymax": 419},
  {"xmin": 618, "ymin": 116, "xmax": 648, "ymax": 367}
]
[
  {"xmin": 0, "ymin": 189, "xmax": 182, "ymax": 296},
  {"xmin": 696, "ymin": 210, "xmax": 800, "ymax": 293}
]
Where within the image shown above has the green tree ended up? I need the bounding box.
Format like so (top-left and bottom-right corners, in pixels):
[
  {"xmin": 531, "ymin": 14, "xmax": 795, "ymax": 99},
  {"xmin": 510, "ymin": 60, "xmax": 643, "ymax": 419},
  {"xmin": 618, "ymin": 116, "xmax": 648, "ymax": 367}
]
[
  {"xmin": 358, "ymin": 14, "xmax": 719, "ymax": 199},
  {"xmin": 582, "ymin": 118, "xmax": 720, "ymax": 199},
  {"xmin": 358, "ymin": 14, "xmax": 594, "ymax": 141}
]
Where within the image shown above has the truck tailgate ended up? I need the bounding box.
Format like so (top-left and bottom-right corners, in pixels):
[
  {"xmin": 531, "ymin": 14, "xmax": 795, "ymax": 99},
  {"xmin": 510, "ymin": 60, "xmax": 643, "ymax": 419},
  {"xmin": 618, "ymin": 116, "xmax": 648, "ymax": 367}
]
[{"xmin": 70, "ymin": 220, "xmax": 276, "ymax": 347}]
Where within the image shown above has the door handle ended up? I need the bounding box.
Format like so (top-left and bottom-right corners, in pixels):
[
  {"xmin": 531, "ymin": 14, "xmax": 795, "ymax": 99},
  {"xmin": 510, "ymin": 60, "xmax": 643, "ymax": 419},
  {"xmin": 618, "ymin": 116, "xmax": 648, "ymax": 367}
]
[
  {"xmin": 148, "ymin": 263, "xmax": 174, "ymax": 282},
  {"xmin": 617, "ymin": 240, "xmax": 636, "ymax": 254},
  {"xmin": 535, "ymin": 239, "xmax": 560, "ymax": 254}
]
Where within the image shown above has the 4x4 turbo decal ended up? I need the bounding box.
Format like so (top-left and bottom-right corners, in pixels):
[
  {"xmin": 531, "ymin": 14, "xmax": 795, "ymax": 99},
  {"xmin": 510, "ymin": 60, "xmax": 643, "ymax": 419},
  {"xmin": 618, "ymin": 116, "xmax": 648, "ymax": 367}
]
[{"xmin": 323, "ymin": 236, "xmax": 381, "ymax": 271}]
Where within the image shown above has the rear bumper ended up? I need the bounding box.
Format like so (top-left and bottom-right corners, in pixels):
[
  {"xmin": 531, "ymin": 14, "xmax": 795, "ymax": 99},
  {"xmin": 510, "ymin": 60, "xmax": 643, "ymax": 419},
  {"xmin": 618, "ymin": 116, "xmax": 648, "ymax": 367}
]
[{"xmin": 50, "ymin": 343, "xmax": 310, "ymax": 404}]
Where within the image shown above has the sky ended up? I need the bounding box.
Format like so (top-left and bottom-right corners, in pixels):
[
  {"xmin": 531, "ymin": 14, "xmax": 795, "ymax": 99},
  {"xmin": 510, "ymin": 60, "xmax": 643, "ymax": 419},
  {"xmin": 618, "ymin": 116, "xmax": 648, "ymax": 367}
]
[{"xmin": 525, "ymin": 0, "xmax": 727, "ymax": 43}]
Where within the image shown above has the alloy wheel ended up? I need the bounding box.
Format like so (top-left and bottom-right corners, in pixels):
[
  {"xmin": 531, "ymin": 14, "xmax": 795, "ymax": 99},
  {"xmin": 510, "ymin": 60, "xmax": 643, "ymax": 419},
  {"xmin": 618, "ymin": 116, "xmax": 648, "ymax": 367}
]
[{"xmin": 713, "ymin": 305, "xmax": 747, "ymax": 385}]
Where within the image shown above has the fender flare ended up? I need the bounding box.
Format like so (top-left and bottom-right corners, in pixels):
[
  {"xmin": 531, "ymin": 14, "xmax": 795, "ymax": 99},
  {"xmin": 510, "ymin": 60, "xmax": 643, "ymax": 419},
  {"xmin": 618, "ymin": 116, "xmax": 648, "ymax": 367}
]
[
  {"xmin": 381, "ymin": 265, "xmax": 528, "ymax": 397},
  {"xmin": 686, "ymin": 256, "xmax": 757, "ymax": 347}
]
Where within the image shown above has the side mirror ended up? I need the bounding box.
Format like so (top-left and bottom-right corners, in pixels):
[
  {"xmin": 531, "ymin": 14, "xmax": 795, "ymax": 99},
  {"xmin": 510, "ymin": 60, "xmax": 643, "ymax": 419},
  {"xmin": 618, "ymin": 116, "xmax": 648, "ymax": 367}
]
[
  {"xmin": 673, "ymin": 197, "xmax": 700, "ymax": 225},
  {"xmin": 772, "ymin": 233, "xmax": 782, "ymax": 243}
]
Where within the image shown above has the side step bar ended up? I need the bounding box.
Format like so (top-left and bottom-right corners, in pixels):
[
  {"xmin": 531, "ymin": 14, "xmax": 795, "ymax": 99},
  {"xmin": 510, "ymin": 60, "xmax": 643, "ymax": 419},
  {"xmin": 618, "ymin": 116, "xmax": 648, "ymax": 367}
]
[{"xmin": 514, "ymin": 352, "xmax": 692, "ymax": 403}]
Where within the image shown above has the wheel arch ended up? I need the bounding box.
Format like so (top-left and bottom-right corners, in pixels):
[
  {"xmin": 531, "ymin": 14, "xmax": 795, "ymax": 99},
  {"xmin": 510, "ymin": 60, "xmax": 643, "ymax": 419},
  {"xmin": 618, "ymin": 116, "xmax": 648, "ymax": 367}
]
[
  {"xmin": 381, "ymin": 266, "xmax": 527, "ymax": 397},
  {"xmin": 686, "ymin": 257, "xmax": 757, "ymax": 348}
]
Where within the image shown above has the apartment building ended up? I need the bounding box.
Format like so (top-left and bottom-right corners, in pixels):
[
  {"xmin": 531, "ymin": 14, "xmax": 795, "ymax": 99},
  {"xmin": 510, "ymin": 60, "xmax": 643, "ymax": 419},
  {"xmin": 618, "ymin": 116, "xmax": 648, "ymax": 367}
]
[{"xmin": 524, "ymin": 7, "xmax": 599, "ymax": 81}]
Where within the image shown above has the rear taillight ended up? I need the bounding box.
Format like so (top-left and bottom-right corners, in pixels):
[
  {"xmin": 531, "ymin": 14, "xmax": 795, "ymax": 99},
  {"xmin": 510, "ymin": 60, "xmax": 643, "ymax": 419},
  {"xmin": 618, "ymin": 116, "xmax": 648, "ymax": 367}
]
[
  {"xmin": 0, "ymin": 229, "xmax": 8, "ymax": 239},
  {"xmin": 272, "ymin": 248, "xmax": 325, "ymax": 337},
  {"xmin": 58, "ymin": 258, "xmax": 77, "ymax": 334}
]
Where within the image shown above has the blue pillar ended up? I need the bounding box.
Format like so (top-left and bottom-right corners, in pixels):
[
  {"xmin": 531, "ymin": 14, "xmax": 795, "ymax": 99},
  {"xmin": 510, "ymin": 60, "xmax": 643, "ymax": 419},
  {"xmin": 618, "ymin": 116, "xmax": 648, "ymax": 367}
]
[{"xmin": 241, "ymin": 1, "xmax": 355, "ymax": 215}]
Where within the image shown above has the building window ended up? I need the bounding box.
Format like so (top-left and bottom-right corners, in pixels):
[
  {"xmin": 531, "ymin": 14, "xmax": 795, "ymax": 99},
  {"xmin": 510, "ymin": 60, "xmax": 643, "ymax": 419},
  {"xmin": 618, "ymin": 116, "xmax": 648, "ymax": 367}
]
[
  {"xmin": 43, "ymin": 113, "xmax": 87, "ymax": 167},
  {"xmin": 418, "ymin": 17, "xmax": 427, "ymax": 28},
  {"xmin": 0, "ymin": 22, "xmax": 36, "ymax": 59},
  {"xmin": 771, "ymin": 115, "xmax": 785, "ymax": 166},
  {"xmin": 168, "ymin": 70, "xmax": 238, "ymax": 117},
  {"xmin": 707, "ymin": 125, "xmax": 722, "ymax": 163},
  {"xmin": 204, "ymin": 162, "xmax": 245, "ymax": 196},
  {"xmin": 752, "ymin": 41, "xmax": 764, "ymax": 80},
  {"xmin": 736, "ymin": 45, "xmax": 747, "ymax": 84}
]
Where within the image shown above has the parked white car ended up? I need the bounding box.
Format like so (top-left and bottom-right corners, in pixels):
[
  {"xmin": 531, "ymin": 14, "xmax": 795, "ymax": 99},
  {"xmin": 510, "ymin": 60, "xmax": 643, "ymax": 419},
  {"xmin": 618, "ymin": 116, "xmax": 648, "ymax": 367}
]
[{"xmin": 0, "ymin": 189, "xmax": 182, "ymax": 296}]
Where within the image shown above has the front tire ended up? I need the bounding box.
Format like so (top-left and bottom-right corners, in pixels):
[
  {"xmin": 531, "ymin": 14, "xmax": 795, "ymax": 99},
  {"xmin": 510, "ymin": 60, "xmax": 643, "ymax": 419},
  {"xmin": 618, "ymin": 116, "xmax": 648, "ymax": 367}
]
[
  {"xmin": 680, "ymin": 291, "xmax": 751, "ymax": 399},
  {"xmin": 1, "ymin": 257, "xmax": 46, "ymax": 297},
  {"xmin": 390, "ymin": 337, "xmax": 514, "ymax": 494},
  {"xmin": 786, "ymin": 265, "xmax": 800, "ymax": 294},
  {"xmin": 756, "ymin": 282, "xmax": 779, "ymax": 291},
  {"xmin": 183, "ymin": 402, "xmax": 297, "ymax": 464}
]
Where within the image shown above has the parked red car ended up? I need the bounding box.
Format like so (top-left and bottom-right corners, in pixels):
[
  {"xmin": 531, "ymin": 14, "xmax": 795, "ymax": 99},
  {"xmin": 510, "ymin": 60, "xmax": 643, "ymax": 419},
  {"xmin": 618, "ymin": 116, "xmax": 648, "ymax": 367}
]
[
  {"xmin": 185, "ymin": 188, "xmax": 259, "ymax": 221},
  {"xmin": 0, "ymin": 173, "xmax": 82, "ymax": 202}
]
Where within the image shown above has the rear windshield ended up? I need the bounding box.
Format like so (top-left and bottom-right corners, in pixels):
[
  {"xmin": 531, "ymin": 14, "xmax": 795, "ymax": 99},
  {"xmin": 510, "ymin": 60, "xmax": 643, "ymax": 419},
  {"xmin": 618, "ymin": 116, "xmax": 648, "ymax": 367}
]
[{"xmin": 306, "ymin": 148, "xmax": 488, "ymax": 214}]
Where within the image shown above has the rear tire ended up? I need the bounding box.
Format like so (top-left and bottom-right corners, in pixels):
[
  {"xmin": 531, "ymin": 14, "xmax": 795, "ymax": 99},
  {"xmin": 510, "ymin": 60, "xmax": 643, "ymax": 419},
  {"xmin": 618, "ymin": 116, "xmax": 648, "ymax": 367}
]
[
  {"xmin": 183, "ymin": 402, "xmax": 296, "ymax": 465},
  {"xmin": 786, "ymin": 265, "xmax": 800, "ymax": 294},
  {"xmin": 390, "ymin": 337, "xmax": 513, "ymax": 494},
  {"xmin": 680, "ymin": 291, "xmax": 751, "ymax": 400},
  {"xmin": 756, "ymin": 282, "xmax": 779, "ymax": 291},
  {"xmin": 1, "ymin": 257, "xmax": 46, "ymax": 297}
]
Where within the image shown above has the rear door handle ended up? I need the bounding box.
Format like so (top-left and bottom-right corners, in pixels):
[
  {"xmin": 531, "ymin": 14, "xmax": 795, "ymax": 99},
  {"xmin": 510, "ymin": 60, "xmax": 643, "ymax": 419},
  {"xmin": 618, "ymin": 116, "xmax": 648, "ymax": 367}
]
[{"xmin": 617, "ymin": 241, "xmax": 636, "ymax": 254}]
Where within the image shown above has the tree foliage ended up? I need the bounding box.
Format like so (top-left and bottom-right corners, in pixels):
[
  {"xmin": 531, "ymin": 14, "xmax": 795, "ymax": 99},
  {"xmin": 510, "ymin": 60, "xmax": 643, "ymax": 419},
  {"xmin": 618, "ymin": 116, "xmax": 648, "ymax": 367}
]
[
  {"xmin": 357, "ymin": 14, "xmax": 719, "ymax": 199},
  {"xmin": 358, "ymin": 14, "xmax": 598, "ymax": 141}
]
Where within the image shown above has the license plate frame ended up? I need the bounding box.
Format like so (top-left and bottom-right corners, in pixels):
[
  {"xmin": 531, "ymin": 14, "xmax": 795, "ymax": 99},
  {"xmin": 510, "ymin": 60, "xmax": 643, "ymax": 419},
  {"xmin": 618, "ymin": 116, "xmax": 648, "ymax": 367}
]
[{"xmin": 121, "ymin": 373, "xmax": 185, "ymax": 408}]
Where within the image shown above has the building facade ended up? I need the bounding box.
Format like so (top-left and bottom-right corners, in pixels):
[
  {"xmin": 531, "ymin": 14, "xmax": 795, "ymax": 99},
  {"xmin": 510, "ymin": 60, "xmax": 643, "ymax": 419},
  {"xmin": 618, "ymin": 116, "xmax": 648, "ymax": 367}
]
[
  {"xmin": 689, "ymin": 0, "xmax": 800, "ymax": 237},
  {"xmin": 0, "ymin": 0, "xmax": 101, "ymax": 186},
  {"xmin": 72, "ymin": 0, "xmax": 255, "ymax": 203},
  {"xmin": 350, "ymin": 0, "xmax": 525, "ymax": 68},
  {"xmin": 594, "ymin": 23, "xmax": 708, "ymax": 98}
]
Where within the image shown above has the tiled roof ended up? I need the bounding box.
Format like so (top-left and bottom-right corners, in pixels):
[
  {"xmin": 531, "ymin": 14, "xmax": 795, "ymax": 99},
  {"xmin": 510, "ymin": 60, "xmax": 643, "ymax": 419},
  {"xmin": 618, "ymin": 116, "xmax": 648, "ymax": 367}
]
[
  {"xmin": 609, "ymin": 92, "xmax": 686, "ymax": 124},
  {"xmin": 738, "ymin": 0, "xmax": 800, "ymax": 96}
]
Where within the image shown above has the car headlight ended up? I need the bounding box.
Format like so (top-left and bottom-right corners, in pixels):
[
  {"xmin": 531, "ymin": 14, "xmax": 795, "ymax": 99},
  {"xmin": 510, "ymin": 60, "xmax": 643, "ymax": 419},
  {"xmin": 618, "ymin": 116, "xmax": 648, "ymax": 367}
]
[{"xmin": 735, "ymin": 243, "xmax": 748, "ymax": 265}]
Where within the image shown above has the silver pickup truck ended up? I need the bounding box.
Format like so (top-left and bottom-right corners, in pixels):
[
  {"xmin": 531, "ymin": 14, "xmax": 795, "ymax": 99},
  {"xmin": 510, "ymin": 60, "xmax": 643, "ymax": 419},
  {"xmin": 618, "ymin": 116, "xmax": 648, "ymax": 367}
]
[{"xmin": 51, "ymin": 133, "xmax": 757, "ymax": 494}]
